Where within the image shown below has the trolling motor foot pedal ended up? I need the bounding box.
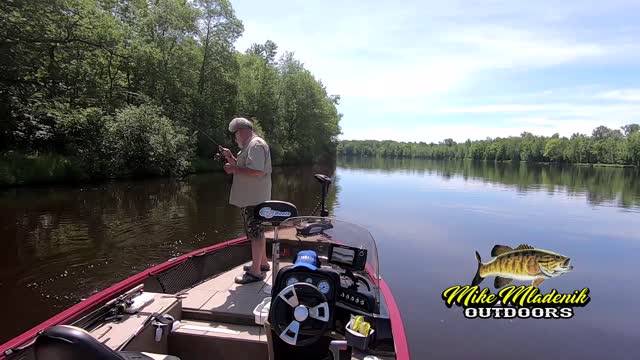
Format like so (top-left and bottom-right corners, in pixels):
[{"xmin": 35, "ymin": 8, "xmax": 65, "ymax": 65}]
[{"xmin": 296, "ymin": 219, "xmax": 333, "ymax": 236}]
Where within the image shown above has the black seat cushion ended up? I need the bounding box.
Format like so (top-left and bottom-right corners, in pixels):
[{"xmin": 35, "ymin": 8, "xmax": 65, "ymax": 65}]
[
  {"xmin": 120, "ymin": 352, "xmax": 181, "ymax": 360},
  {"xmin": 35, "ymin": 325, "xmax": 123, "ymax": 360},
  {"xmin": 34, "ymin": 325, "xmax": 180, "ymax": 360}
]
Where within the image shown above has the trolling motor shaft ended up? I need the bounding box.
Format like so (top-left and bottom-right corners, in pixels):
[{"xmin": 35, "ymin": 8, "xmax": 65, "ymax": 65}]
[
  {"xmin": 295, "ymin": 174, "xmax": 333, "ymax": 237},
  {"xmin": 314, "ymin": 174, "xmax": 332, "ymax": 217}
]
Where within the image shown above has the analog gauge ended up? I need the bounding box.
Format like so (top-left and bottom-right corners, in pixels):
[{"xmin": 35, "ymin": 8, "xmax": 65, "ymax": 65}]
[
  {"xmin": 318, "ymin": 280, "xmax": 330, "ymax": 295},
  {"xmin": 286, "ymin": 277, "xmax": 299, "ymax": 286},
  {"xmin": 305, "ymin": 278, "xmax": 313, "ymax": 284}
]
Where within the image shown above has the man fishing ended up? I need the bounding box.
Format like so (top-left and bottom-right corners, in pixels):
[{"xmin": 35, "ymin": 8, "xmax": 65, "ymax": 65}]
[{"xmin": 219, "ymin": 117, "xmax": 273, "ymax": 284}]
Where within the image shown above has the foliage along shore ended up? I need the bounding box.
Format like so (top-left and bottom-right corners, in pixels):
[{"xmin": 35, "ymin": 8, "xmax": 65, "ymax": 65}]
[
  {"xmin": 0, "ymin": 152, "xmax": 214, "ymax": 187},
  {"xmin": 338, "ymin": 124, "xmax": 640, "ymax": 168},
  {"xmin": 1, "ymin": 0, "xmax": 341, "ymax": 187},
  {"xmin": 0, "ymin": 150, "xmax": 338, "ymax": 187}
]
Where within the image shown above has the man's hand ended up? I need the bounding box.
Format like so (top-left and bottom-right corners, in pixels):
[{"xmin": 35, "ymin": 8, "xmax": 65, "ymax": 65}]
[
  {"xmin": 218, "ymin": 146, "xmax": 236, "ymax": 164},
  {"xmin": 223, "ymin": 163, "xmax": 236, "ymax": 174}
]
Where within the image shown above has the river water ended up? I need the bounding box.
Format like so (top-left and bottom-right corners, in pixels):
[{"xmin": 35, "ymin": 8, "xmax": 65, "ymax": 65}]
[{"xmin": 1, "ymin": 158, "xmax": 639, "ymax": 359}]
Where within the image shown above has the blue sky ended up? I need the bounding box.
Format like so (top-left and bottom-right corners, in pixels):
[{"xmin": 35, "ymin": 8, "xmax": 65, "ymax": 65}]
[{"xmin": 232, "ymin": 0, "xmax": 640, "ymax": 143}]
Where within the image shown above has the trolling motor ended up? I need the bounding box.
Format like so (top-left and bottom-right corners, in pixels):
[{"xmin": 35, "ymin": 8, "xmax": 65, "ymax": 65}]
[
  {"xmin": 314, "ymin": 174, "xmax": 331, "ymax": 217},
  {"xmin": 296, "ymin": 174, "xmax": 334, "ymax": 236}
]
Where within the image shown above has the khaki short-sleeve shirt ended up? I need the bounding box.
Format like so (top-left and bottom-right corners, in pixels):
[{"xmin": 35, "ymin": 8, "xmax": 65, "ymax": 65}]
[{"xmin": 229, "ymin": 135, "xmax": 272, "ymax": 208}]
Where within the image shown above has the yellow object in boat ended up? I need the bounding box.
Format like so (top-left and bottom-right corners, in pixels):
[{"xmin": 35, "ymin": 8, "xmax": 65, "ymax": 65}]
[
  {"xmin": 350, "ymin": 315, "xmax": 371, "ymax": 336},
  {"xmin": 352, "ymin": 316, "xmax": 363, "ymax": 332},
  {"xmin": 358, "ymin": 321, "xmax": 371, "ymax": 336}
]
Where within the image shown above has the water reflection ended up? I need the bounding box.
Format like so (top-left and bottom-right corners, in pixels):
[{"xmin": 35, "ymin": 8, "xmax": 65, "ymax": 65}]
[
  {"xmin": 0, "ymin": 161, "xmax": 338, "ymax": 343},
  {"xmin": 1, "ymin": 157, "xmax": 638, "ymax": 359},
  {"xmin": 338, "ymin": 156, "xmax": 640, "ymax": 209},
  {"xmin": 332, "ymin": 157, "xmax": 639, "ymax": 359}
]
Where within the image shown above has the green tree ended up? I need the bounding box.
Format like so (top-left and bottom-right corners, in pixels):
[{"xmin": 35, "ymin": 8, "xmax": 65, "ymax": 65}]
[
  {"xmin": 1, "ymin": 0, "xmax": 343, "ymax": 184},
  {"xmin": 622, "ymin": 124, "xmax": 640, "ymax": 136},
  {"xmin": 544, "ymin": 138, "xmax": 565, "ymax": 162},
  {"xmin": 105, "ymin": 104, "xmax": 195, "ymax": 176},
  {"xmin": 628, "ymin": 132, "xmax": 640, "ymax": 167},
  {"xmin": 338, "ymin": 123, "xmax": 640, "ymax": 167}
]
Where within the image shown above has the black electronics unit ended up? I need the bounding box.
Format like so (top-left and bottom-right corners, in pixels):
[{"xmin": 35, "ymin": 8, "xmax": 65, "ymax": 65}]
[{"xmin": 328, "ymin": 244, "xmax": 367, "ymax": 271}]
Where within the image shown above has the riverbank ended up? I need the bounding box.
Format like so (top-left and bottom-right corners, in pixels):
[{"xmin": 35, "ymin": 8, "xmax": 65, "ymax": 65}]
[
  {"xmin": 337, "ymin": 155, "xmax": 638, "ymax": 169},
  {"xmin": 498, "ymin": 160, "xmax": 636, "ymax": 168},
  {"xmin": 3, "ymin": 153, "xmax": 634, "ymax": 188},
  {"xmin": 0, "ymin": 153, "xmax": 226, "ymax": 188},
  {"xmin": 0, "ymin": 152, "xmax": 337, "ymax": 188}
]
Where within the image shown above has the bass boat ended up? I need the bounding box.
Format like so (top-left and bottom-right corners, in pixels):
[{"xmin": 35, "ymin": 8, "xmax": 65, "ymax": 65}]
[{"xmin": 0, "ymin": 175, "xmax": 409, "ymax": 360}]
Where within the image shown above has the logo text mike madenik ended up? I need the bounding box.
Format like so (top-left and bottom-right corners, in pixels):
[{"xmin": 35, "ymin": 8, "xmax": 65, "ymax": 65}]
[{"xmin": 259, "ymin": 207, "xmax": 292, "ymax": 219}]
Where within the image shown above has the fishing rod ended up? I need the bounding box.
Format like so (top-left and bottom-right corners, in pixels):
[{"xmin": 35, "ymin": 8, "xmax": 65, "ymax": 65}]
[
  {"xmin": 191, "ymin": 122, "xmax": 222, "ymax": 148},
  {"xmin": 71, "ymin": 285, "xmax": 144, "ymax": 331},
  {"xmin": 188, "ymin": 122, "xmax": 228, "ymax": 164}
]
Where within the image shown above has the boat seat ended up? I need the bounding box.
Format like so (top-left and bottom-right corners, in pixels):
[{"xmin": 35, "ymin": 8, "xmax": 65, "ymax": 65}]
[{"xmin": 33, "ymin": 325, "xmax": 181, "ymax": 360}]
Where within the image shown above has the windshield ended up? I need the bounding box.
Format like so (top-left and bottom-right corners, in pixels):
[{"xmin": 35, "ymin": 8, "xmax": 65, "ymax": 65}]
[{"xmin": 278, "ymin": 216, "xmax": 380, "ymax": 293}]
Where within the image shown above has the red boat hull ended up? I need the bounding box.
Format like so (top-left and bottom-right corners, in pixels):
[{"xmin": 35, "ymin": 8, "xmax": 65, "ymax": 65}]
[{"xmin": 0, "ymin": 237, "xmax": 410, "ymax": 359}]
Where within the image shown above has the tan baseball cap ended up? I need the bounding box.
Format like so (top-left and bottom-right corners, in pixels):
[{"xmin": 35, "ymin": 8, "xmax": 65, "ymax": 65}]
[{"xmin": 228, "ymin": 117, "xmax": 253, "ymax": 133}]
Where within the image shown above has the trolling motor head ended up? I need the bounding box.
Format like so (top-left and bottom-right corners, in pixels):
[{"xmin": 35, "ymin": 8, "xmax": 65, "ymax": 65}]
[{"xmin": 314, "ymin": 174, "xmax": 332, "ymax": 186}]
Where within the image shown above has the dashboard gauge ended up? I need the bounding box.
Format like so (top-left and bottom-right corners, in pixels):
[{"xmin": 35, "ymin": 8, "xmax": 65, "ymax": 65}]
[
  {"xmin": 318, "ymin": 280, "xmax": 330, "ymax": 294},
  {"xmin": 305, "ymin": 278, "xmax": 313, "ymax": 284},
  {"xmin": 286, "ymin": 277, "xmax": 299, "ymax": 286}
]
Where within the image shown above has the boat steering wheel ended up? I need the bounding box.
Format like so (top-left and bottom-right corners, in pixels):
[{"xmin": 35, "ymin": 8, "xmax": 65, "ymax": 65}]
[{"xmin": 271, "ymin": 282, "xmax": 331, "ymax": 346}]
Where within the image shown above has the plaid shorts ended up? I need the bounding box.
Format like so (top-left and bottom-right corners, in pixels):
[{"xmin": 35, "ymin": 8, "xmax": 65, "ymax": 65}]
[{"xmin": 241, "ymin": 206, "xmax": 264, "ymax": 240}]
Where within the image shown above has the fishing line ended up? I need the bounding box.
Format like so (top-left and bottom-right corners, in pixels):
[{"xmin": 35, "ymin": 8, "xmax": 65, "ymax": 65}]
[
  {"xmin": 186, "ymin": 122, "xmax": 229, "ymax": 165},
  {"xmin": 189, "ymin": 122, "xmax": 223, "ymax": 148}
]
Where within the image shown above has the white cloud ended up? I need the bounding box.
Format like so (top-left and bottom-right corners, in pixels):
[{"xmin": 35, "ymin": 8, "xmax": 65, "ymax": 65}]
[
  {"xmin": 440, "ymin": 25, "xmax": 607, "ymax": 69},
  {"xmin": 340, "ymin": 117, "xmax": 630, "ymax": 143},
  {"xmin": 430, "ymin": 102, "xmax": 640, "ymax": 117},
  {"xmin": 432, "ymin": 104, "xmax": 553, "ymax": 114},
  {"xmin": 233, "ymin": 0, "xmax": 640, "ymax": 142},
  {"xmin": 338, "ymin": 96, "xmax": 640, "ymax": 142},
  {"xmin": 332, "ymin": 56, "xmax": 473, "ymax": 98},
  {"xmin": 597, "ymin": 89, "xmax": 640, "ymax": 102},
  {"xmin": 234, "ymin": 4, "xmax": 627, "ymax": 99}
]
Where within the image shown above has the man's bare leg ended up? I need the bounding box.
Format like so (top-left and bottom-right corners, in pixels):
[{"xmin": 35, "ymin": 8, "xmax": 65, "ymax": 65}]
[
  {"xmin": 259, "ymin": 234, "xmax": 269, "ymax": 267},
  {"xmin": 249, "ymin": 237, "xmax": 263, "ymax": 276},
  {"xmin": 236, "ymin": 209, "xmax": 268, "ymax": 283}
]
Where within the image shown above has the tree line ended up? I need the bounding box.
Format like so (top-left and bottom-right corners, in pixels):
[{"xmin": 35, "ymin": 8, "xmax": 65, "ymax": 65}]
[
  {"xmin": 338, "ymin": 124, "xmax": 640, "ymax": 167},
  {"xmin": 0, "ymin": 0, "xmax": 341, "ymax": 184}
]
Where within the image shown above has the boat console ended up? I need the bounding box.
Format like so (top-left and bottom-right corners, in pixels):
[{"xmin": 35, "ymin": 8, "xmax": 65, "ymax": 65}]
[{"xmin": 257, "ymin": 211, "xmax": 396, "ymax": 360}]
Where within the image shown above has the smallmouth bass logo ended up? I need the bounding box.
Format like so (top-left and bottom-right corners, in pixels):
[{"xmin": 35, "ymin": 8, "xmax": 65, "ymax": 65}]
[
  {"xmin": 443, "ymin": 244, "xmax": 590, "ymax": 319},
  {"xmin": 472, "ymin": 244, "xmax": 573, "ymax": 289}
]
